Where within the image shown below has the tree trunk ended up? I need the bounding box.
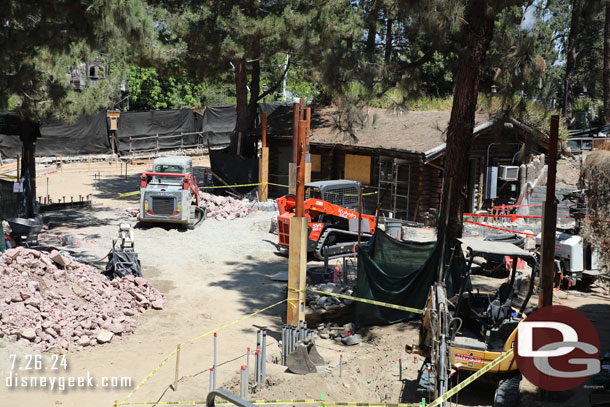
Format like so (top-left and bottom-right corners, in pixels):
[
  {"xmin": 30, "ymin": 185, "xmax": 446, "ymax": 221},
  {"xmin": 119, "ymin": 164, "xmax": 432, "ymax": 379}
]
[
  {"xmin": 604, "ymin": 3, "xmax": 610, "ymax": 124},
  {"xmin": 365, "ymin": 5, "xmax": 378, "ymax": 61},
  {"xmin": 384, "ymin": 18, "xmax": 393, "ymax": 65},
  {"xmin": 233, "ymin": 57, "xmax": 248, "ymax": 155},
  {"xmin": 564, "ymin": 0, "xmax": 585, "ymax": 122},
  {"xmin": 245, "ymin": 51, "xmax": 261, "ymax": 157},
  {"xmin": 437, "ymin": 0, "xmax": 497, "ymax": 247}
]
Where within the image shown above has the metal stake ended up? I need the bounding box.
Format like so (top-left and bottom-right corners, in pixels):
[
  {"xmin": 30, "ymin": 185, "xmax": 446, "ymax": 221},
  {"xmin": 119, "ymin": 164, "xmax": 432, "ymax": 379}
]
[
  {"xmin": 399, "ymin": 358, "xmax": 403, "ymax": 381},
  {"xmin": 340, "ymin": 354, "xmax": 343, "ymax": 378},
  {"xmin": 213, "ymin": 332, "xmax": 217, "ymax": 390},
  {"xmin": 240, "ymin": 365, "xmax": 247, "ymax": 398},
  {"xmin": 262, "ymin": 329, "xmax": 267, "ymax": 383},
  {"xmin": 246, "ymin": 348, "xmax": 251, "ymax": 385},
  {"xmin": 281, "ymin": 327, "xmax": 286, "ymax": 365},
  {"xmin": 209, "ymin": 367, "xmax": 214, "ymax": 392},
  {"xmin": 254, "ymin": 350, "xmax": 259, "ymax": 386}
]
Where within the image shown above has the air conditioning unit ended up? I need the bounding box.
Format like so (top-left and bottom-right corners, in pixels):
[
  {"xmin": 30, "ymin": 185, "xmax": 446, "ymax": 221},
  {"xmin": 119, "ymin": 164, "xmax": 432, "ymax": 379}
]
[{"xmin": 498, "ymin": 165, "xmax": 519, "ymax": 181}]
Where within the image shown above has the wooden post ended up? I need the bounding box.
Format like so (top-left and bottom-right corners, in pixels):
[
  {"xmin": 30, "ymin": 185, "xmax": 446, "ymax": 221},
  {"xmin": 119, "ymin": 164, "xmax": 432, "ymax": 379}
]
[
  {"xmin": 237, "ymin": 132, "xmax": 243, "ymax": 156},
  {"xmin": 540, "ymin": 115, "xmax": 560, "ymax": 307},
  {"xmin": 173, "ymin": 344, "xmax": 181, "ymax": 391},
  {"xmin": 289, "ymin": 163, "xmax": 297, "ymax": 195},
  {"xmin": 258, "ymin": 112, "xmax": 269, "ymax": 202},
  {"xmin": 287, "ymin": 216, "xmax": 307, "ymax": 325},
  {"xmin": 292, "ymin": 103, "xmax": 300, "ymax": 163},
  {"xmin": 287, "ymin": 120, "xmax": 308, "ymax": 325},
  {"xmin": 259, "ymin": 148, "xmax": 269, "ymax": 202}
]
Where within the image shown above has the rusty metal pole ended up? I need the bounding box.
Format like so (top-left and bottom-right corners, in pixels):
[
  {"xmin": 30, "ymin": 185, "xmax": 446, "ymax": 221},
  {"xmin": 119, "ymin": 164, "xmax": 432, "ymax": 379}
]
[
  {"xmin": 296, "ymin": 120, "xmax": 307, "ymax": 217},
  {"xmin": 357, "ymin": 187, "xmax": 363, "ymax": 247},
  {"xmin": 540, "ymin": 115, "xmax": 559, "ymax": 307}
]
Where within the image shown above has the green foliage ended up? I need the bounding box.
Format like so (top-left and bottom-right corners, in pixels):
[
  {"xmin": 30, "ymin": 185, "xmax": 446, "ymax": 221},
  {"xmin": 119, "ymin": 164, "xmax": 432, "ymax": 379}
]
[{"xmin": 1, "ymin": 0, "xmax": 155, "ymax": 121}]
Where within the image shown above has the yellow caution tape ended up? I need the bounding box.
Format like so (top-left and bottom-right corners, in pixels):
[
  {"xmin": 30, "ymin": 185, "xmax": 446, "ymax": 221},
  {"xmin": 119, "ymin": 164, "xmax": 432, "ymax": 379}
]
[
  {"xmin": 307, "ymin": 289, "xmax": 423, "ymax": 314},
  {"xmin": 118, "ymin": 191, "xmax": 141, "ymax": 198},
  {"xmin": 427, "ymin": 348, "xmax": 514, "ymax": 407},
  {"xmin": 120, "ymin": 299, "xmax": 287, "ymax": 405},
  {"xmin": 118, "ymin": 400, "xmax": 422, "ymax": 406},
  {"xmin": 344, "ymin": 191, "xmax": 379, "ymax": 197},
  {"xmin": 179, "ymin": 298, "xmax": 287, "ymax": 347}
]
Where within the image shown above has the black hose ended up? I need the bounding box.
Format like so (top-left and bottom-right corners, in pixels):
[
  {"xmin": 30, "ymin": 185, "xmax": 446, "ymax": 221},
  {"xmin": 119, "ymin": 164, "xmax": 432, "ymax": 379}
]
[{"xmin": 193, "ymin": 206, "xmax": 206, "ymax": 228}]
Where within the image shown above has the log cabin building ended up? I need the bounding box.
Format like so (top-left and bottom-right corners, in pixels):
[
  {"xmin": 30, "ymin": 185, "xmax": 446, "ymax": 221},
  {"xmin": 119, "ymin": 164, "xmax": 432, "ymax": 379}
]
[{"xmin": 263, "ymin": 105, "xmax": 548, "ymax": 223}]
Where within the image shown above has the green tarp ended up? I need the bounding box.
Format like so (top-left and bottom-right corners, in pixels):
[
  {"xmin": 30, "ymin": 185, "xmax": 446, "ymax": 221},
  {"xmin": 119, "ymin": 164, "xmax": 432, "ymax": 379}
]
[{"xmin": 355, "ymin": 229, "xmax": 467, "ymax": 326}]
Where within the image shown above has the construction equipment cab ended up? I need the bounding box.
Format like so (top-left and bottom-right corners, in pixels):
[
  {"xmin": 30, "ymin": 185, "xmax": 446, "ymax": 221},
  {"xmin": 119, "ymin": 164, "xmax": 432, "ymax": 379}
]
[
  {"xmin": 139, "ymin": 156, "xmax": 206, "ymax": 229},
  {"xmin": 277, "ymin": 180, "xmax": 376, "ymax": 260}
]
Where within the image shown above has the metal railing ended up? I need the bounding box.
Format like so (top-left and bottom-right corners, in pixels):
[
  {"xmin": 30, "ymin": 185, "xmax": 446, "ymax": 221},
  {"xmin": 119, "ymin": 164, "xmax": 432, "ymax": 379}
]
[
  {"xmin": 206, "ymin": 389, "xmax": 256, "ymax": 407},
  {"xmin": 124, "ymin": 131, "xmax": 213, "ymax": 156}
]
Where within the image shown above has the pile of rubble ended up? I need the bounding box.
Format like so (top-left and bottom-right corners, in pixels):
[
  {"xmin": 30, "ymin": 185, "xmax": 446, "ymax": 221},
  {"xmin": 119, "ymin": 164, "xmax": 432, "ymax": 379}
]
[
  {"xmin": 315, "ymin": 321, "xmax": 363, "ymax": 346},
  {"xmin": 305, "ymin": 282, "xmax": 355, "ymax": 324},
  {"xmin": 0, "ymin": 247, "xmax": 165, "ymax": 352},
  {"xmin": 123, "ymin": 192, "xmax": 251, "ymax": 221},
  {"xmin": 198, "ymin": 191, "xmax": 250, "ymax": 220}
]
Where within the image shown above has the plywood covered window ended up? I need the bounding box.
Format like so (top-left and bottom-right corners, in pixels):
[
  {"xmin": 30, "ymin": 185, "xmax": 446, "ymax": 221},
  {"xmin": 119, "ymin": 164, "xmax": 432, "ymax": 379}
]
[
  {"xmin": 345, "ymin": 154, "xmax": 371, "ymax": 184},
  {"xmin": 310, "ymin": 154, "xmax": 322, "ymax": 172}
]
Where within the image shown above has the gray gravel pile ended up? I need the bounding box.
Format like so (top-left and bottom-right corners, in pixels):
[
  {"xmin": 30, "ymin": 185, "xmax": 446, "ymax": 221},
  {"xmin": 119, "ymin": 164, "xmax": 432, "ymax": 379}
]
[
  {"xmin": 0, "ymin": 247, "xmax": 165, "ymax": 352},
  {"xmin": 305, "ymin": 282, "xmax": 354, "ymax": 323}
]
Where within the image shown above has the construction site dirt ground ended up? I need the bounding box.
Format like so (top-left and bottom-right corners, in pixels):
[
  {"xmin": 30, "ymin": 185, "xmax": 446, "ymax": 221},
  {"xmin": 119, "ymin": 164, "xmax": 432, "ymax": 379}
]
[{"xmin": 1, "ymin": 160, "xmax": 610, "ymax": 407}]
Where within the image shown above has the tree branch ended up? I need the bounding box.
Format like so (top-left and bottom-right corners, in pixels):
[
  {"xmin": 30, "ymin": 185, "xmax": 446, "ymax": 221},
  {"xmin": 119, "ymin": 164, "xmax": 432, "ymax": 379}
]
[
  {"xmin": 256, "ymin": 57, "xmax": 291, "ymax": 101},
  {"xmin": 395, "ymin": 47, "xmax": 437, "ymax": 72}
]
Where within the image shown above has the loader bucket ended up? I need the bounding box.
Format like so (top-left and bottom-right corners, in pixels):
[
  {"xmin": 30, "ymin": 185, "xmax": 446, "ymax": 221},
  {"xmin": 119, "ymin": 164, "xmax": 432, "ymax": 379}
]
[{"xmin": 286, "ymin": 343, "xmax": 325, "ymax": 375}]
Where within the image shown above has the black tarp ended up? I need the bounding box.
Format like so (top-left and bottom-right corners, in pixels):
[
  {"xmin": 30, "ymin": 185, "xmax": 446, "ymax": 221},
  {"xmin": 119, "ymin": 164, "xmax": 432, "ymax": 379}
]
[
  {"xmin": 200, "ymin": 105, "xmax": 236, "ymax": 146},
  {"xmin": 355, "ymin": 230, "xmax": 468, "ymax": 326},
  {"xmin": 0, "ymin": 113, "xmax": 27, "ymax": 159},
  {"xmin": 0, "ymin": 111, "xmax": 109, "ymax": 159},
  {"xmin": 0, "ymin": 103, "xmax": 290, "ymax": 159},
  {"xmin": 39, "ymin": 111, "xmax": 109, "ymax": 156},
  {"xmin": 116, "ymin": 109, "xmax": 198, "ymax": 154},
  {"xmin": 209, "ymin": 146, "xmax": 259, "ymax": 194}
]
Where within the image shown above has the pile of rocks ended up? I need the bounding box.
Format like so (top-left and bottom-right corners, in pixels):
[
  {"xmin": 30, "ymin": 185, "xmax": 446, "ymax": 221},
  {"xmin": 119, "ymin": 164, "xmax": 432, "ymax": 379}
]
[
  {"xmin": 198, "ymin": 191, "xmax": 250, "ymax": 220},
  {"xmin": 0, "ymin": 247, "xmax": 165, "ymax": 352},
  {"xmin": 305, "ymin": 282, "xmax": 354, "ymax": 324},
  {"xmin": 123, "ymin": 192, "xmax": 251, "ymax": 221},
  {"xmin": 315, "ymin": 322, "xmax": 363, "ymax": 346}
]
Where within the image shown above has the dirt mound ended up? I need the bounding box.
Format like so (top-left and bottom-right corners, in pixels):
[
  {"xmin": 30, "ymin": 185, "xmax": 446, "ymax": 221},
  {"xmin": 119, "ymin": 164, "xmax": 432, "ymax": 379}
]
[{"xmin": 0, "ymin": 247, "xmax": 165, "ymax": 353}]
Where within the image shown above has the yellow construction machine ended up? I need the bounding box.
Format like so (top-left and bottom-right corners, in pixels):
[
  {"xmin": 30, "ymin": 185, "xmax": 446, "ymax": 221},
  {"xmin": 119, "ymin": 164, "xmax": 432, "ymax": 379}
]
[{"xmin": 409, "ymin": 238, "xmax": 537, "ymax": 407}]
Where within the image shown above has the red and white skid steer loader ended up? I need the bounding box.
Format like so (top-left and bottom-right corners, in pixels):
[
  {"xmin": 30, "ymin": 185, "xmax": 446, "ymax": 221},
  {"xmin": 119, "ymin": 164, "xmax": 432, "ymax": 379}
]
[{"xmin": 139, "ymin": 156, "xmax": 206, "ymax": 229}]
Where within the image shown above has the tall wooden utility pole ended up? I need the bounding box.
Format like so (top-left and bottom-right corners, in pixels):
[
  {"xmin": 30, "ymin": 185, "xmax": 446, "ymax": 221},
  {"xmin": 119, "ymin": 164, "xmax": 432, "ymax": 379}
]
[
  {"xmin": 287, "ymin": 118, "xmax": 308, "ymax": 325},
  {"xmin": 258, "ymin": 112, "xmax": 269, "ymax": 202},
  {"xmin": 540, "ymin": 115, "xmax": 559, "ymax": 307}
]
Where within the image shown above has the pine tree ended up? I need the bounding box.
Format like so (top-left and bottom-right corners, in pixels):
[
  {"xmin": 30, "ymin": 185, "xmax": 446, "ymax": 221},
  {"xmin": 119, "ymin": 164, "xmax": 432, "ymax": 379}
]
[
  {"xmin": 151, "ymin": 1, "xmax": 312, "ymax": 156},
  {"xmin": 1, "ymin": 0, "xmax": 154, "ymax": 121}
]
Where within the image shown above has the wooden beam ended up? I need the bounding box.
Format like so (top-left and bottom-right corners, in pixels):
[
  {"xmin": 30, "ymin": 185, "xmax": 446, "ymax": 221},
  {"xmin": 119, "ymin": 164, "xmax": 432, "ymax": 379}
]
[
  {"xmin": 258, "ymin": 147, "xmax": 269, "ymax": 202},
  {"xmin": 287, "ymin": 216, "xmax": 307, "ymax": 325}
]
